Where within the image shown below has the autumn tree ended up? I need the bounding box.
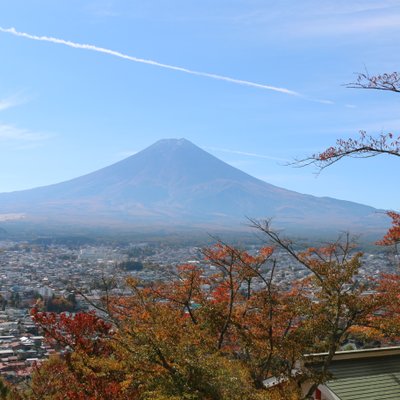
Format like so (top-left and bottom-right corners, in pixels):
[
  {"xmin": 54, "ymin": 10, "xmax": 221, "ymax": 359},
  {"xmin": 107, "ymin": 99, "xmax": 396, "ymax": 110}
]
[
  {"xmin": 15, "ymin": 236, "xmax": 397, "ymax": 400},
  {"xmin": 295, "ymin": 71, "xmax": 400, "ymax": 253},
  {"xmin": 288, "ymin": 70, "xmax": 400, "ymax": 393},
  {"xmin": 296, "ymin": 72, "xmax": 400, "ymax": 169},
  {"xmin": 24, "ymin": 253, "xmax": 268, "ymax": 399},
  {"xmin": 297, "ymin": 130, "xmax": 399, "ymax": 170}
]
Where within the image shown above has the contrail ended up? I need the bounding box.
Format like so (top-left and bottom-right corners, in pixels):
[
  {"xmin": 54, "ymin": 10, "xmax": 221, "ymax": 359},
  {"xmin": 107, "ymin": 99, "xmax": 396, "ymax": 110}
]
[
  {"xmin": 0, "ymin": 27, "xmax": 302, "ymax": 96},
  {"xmin": 206, "ymin": 146, "xmax": 289, "ymax": 162}
]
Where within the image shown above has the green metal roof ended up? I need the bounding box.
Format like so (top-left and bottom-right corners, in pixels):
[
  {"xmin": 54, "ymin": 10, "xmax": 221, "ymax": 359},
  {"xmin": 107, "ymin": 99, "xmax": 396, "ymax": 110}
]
[{"xmin": 325, "ymin": 355, "xmax": 400, "ymax": 400}]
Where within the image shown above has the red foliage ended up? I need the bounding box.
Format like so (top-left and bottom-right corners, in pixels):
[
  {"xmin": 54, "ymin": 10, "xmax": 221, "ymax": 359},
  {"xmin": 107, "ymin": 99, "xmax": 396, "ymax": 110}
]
[
  {"xmin": 25, "ymin": 238, "xmax": 400, "ymax": 399},
  {"xmin": 315, "ymin": 131, "xmax": 400, "ymax": 165},
  {"xmin": 377, "ymin": 211, "xmax": 400, "ymax": 246},
  {"xmin": 31, "ymin": 308, "xmax": 113, "ymax": 354}
]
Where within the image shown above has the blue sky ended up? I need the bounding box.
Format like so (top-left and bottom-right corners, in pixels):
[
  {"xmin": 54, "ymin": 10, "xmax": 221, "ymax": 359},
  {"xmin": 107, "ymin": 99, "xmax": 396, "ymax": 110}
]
[{"xmin": 0, "ymin": 0, "xmax": 399, "ymax": 210}]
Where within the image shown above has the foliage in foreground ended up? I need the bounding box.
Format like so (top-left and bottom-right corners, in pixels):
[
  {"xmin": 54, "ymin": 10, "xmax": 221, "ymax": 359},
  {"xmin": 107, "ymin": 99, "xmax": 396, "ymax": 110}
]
[{"xmin": 2, "ymin": 232, "xmax": 398, "ymax": 400}]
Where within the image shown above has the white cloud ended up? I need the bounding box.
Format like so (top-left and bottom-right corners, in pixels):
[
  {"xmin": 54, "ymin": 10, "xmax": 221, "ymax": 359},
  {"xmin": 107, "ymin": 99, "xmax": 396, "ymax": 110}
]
[
  {"xmin": 116, "ymin": 150, "xmax": 138, "ymax": 158},
  {"xmin": 0, "ymin": 99, "xmax": 16, "ymax": 112},
  {"xmin": 206, "ymin": 146, "xmax": 289, "ymax": 162},
  {"xmin": 311, "ymin": 98, "xmax": 335, "ymax": 105},
  {"xmin": 283, "ymin": 1, "xmax": 400, "ymax": 37},
  {"xmin": 0, "ymin": 27, "xmax": 299, "ymax": 96},
  {"xmin": 0, "ymin": 94, "xmax": 25, "ymax": 111},
  {"xmin": 0, "ymin": 91, "xmax": 31, "ymax": 112},
  {"xmin": 226, "ymin": 1, "xmax": 400, "ymax": 38},
  {"xmin": 85, "ymin": 1, "xmax": 120, "ymax": 18},
  {"xmin": 0, "ymin": 123, "xmax": 51, "ymax": 143},
  {"xmin": 0, "ymin": 26, "xmax": 334, "ymax": 104},
  {"xmin": 296, "ymin": 13, "xmax": 400, "ymax": 36},
  {"xmin": 296, "ymin": 1, "xmax": 399, "ymax": 19}
]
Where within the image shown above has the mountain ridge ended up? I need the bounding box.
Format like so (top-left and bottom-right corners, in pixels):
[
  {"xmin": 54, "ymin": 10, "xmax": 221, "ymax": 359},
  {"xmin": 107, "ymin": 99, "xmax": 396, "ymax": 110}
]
[{"xmin": 0, "ymin": 138, "xmax": 389, "ymax": 234}]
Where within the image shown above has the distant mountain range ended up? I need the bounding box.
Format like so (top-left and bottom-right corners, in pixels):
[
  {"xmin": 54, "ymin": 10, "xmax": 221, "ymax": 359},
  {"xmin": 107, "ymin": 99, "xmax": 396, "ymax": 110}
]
[{"xmin": 0, "ymin": 138, "xmax": 389, "ymax": 236}]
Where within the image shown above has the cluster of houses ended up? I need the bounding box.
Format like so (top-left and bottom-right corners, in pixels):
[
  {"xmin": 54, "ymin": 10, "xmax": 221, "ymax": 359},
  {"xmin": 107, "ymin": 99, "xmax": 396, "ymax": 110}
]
[{"xmin": 0, "ymin": 307, "xmax": 52, "ymax": 381}]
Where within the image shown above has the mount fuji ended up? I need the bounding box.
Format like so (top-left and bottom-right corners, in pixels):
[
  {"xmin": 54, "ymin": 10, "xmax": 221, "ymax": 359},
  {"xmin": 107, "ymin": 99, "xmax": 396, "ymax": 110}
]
[{"xmin": 0, "ymin": 139, "xmax": 389, "ymax": 234}]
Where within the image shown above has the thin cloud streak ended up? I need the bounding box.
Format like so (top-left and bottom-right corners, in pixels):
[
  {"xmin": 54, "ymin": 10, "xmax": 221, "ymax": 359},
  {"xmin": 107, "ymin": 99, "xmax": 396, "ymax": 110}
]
[
  {"xmin": 290, "ymin": 11, "xmax": 400, "ymax": 37},
  {"xmin": 207, "ymin": 146, "xmax": 289, "ymax": 162},
  {"xmin": 0, "ymin": 27, "xmax": 331, "ymax": 103},
  {"xmin": 0, "ymin": 124, "xmax": 50, "ymax": 142},
  {"xmin": 0, "ymin": 96, "xmax": 21, "ymax": 111},
  {"xmin": 116, "ymin": 150, "xmax": 138, "ymax": 158},
  {"xmin": 0, "ymin": 92, "xmax": 30, "ymax": 112}
]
